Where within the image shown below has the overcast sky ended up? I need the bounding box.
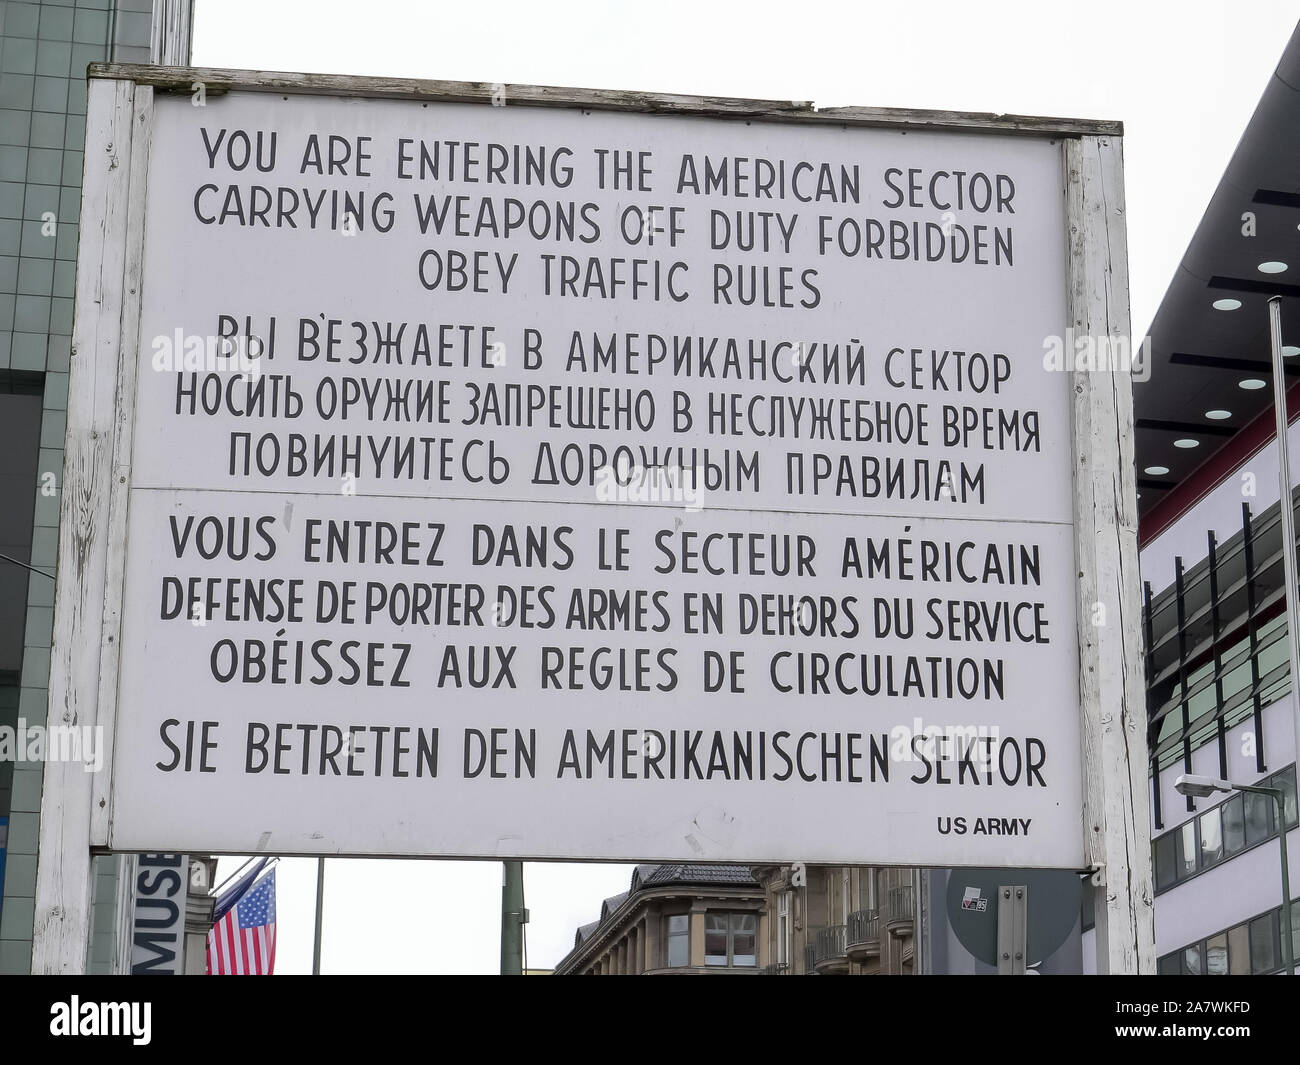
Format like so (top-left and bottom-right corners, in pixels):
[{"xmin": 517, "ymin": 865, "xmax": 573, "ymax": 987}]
[{"xmin": 190, "ymin": 0, "xmax": 1300, "ymax": 974}]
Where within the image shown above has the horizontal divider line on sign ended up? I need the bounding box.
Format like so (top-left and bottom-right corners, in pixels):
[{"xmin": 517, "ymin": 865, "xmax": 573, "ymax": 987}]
[{"xmin": 121, "ymin": 485, "xmax": 1078, "ymax": 528}]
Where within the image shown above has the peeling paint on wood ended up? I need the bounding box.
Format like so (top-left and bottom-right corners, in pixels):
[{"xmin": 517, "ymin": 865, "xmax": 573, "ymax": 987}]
[
  {"xmin": 1066, "ymin": 135, "xmax": 1155, "ymax": 974},
  {"xmin": 31, "ymin": 77, "xmax": 138, "ymax": 976},
  {"xmin": 86, "ymin": 63, "xmax": 1122, "ymax": 138},
  {"xmin": 90, "ymin": 84, "xmax": 154, "ymax": 849}
]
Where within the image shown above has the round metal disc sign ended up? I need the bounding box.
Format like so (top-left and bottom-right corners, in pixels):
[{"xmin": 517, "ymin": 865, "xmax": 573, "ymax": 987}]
[{"xmin": 945, "ymin": 867, "xmax": 1082, "ymax": 966}]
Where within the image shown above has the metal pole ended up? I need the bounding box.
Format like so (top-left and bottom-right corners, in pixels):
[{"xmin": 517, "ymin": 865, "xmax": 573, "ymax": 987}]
[
  {"xmin": 1269, "ymin": 295, "xmax": 1300, "ymax": 803},
  {"xmin": 1269, "ymin": 295, "xmax": 1298, "ymax": 978},
  {"xmin": 501, "ymin": 861, "xmax": 525, "ymax": 975},
  {"xmin": 1233, "ymin": 783, "xmax": 1293, "ymax": 975},
  {"xmin": 1275, "ymin": 791, "xmax": 1294, "ymax": 977},
  {"xmin": 312, "ymin": 858, "xmax": 325, "ymax": 975},
  {"xmin": 913, "ymin": 868, "xmax": 925, "ymax": 975},
  {"xmin": 210, "ymin": 854, "xmax": 261, "ymax": 898}
]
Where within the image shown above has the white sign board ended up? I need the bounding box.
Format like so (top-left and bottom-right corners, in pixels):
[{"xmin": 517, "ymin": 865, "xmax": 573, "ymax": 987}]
[{"xmin": 83, "ymin": 78, "xmax": 1106, "ymax": 869}]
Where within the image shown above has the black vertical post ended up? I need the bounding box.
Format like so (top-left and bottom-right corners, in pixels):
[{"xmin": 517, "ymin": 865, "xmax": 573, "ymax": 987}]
[
  {"xmin": 1243, "ymin": 503, "xmax": 1267, "ymax": 773},
  {"xmin": 1174, "ymin": 557, "xmax": 1193, "ymax": 811},
  {"xmin": 1144, "ymin": 580, "xmax": 1163, "ymax": 833},
  {"xmin": 1208, "ymin": 532, "xmax": 1228, "ymax": 780}
]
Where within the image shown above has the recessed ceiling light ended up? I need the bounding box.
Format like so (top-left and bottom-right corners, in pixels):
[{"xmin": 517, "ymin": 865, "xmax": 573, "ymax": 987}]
[
  {"xmin": 1284, "ymin": 346, "xmax": 1300, "ymax": 358},
  {"xmin": 1144, "ymin": 466, "xmax": 1169, "ymax": 476},
  {"xmin": 1205, "ymin": 410, "xmax": 1232, "ymax": 420},
  {"xmin": 1240, "ymin": 378, "xmax": 1267, "ymax": 390},
  {"xmin": 1174, "ymin": 439, "xmax": 1199, "ymax": 449},
  {"xmin": 1259, "ymin": 262, "xmax": 1288, "ymax": 274},
  {"xmin": 1213, "ymin": 298, "xmax": 1243, "ymax": 311}
]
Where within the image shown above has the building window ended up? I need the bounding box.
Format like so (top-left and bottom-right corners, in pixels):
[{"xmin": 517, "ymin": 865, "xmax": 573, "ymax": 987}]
[
  {"xmin": 1228, "ymin": 924, "xmax": 1250, "ymax": 975},
  {"xmin": 1244, "ymin": 790, "xmax": 1272, "ymax": 847},
  {"xmin": 665, "ymin": 914, "xmax": 689, "ymax": 967},
  {"xmin": 1161, "ymin": 902, "xmax": 1295, "ymax": 975},
  {"xmin": 1290, "ymin": 901, "xmax": 1300, "ymax": 966},
  {"xmin": 1276, "ymin": 768, "xmax": 1297, "ymax": 826},
  {"xmin": 860, "ymin": 869, "xmax": 878, "ymax": 912},
  {"xmin": 1249, "ymin": 912, "xmax": 1278, "ymax": 974},
  {"xmin": 1154, "ymin": 831, "xmax": 1177, "ymax": 890},
  {"xmin": 1176, "ymin": 821, "xmax": 1197, "ymax": 879},
  {"xmin": 1221, "ymin": 794, "xmax": 1245, "ymax": 853},
  {"xmin": 705, "ymin": 912, "xmax": 758, "ymax": 967},
  {"xmin": 1199, "ymin": 807, "xmax": 1223, "ymax": 866},
  {"xmin": 776, "ymin": 891, "xmax": 790, "ymax": 967},
  {"xmin": 1205, "ymin": 932, "xmax": 1228, "ymax": 975},
  {"xmin": 1152, "ymin": 765, "xmax": 1300, "ymax": 892},
  {"xmin": 0, "ymin": 384, "xmax": 42, "ymax": 845},
  {"xmin": 733, "ymin": 913, "xmax": 757, "ymax": 966}
]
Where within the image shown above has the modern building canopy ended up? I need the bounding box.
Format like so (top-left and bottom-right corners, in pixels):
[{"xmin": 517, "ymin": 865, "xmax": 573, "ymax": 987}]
[{"xmin": 1136, "ymin": 21, "xmax": 1300, "ymax": 536}]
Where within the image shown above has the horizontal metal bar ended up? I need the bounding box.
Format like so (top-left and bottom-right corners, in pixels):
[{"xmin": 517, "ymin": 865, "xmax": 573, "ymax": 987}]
[
  {"xmin": 1135, "ymin": 418, "xmax": 1237, "ymax": 437},
  {"xmin": 1208, "ymin": 276, "xmax": 1300, "ymax": 300},
  {"xmin": 1253, "ymin": 189, "xmax": 1300, "ymax": 209},
  {"xmin": 1169, "ymin": 351, "xmax": 1300, "ymax": 375}
]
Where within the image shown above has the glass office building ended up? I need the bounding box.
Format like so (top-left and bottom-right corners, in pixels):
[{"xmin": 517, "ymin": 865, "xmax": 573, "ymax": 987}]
[{"xmin": 0, "ymin": 0, "xmax": 191, "ymax": 975}]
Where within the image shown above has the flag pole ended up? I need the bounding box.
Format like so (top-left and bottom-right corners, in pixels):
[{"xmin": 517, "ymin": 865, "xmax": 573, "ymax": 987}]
[
  {"xmin": 312, "ymin": 858, "xmax": 325, "ymax": 975},
  {"xmin": 211, "ymin": 855, "xmax": 261, "ymax": 898},
  {"xmin": 211, "ymin": 855, "xmax": 279, "ymax": 902}
]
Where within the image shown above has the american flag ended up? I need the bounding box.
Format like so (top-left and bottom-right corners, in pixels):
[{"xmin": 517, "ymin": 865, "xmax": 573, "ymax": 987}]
[{"xmin": 207, "ymin": 867, "xmax": 277, "ymax": 975}]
